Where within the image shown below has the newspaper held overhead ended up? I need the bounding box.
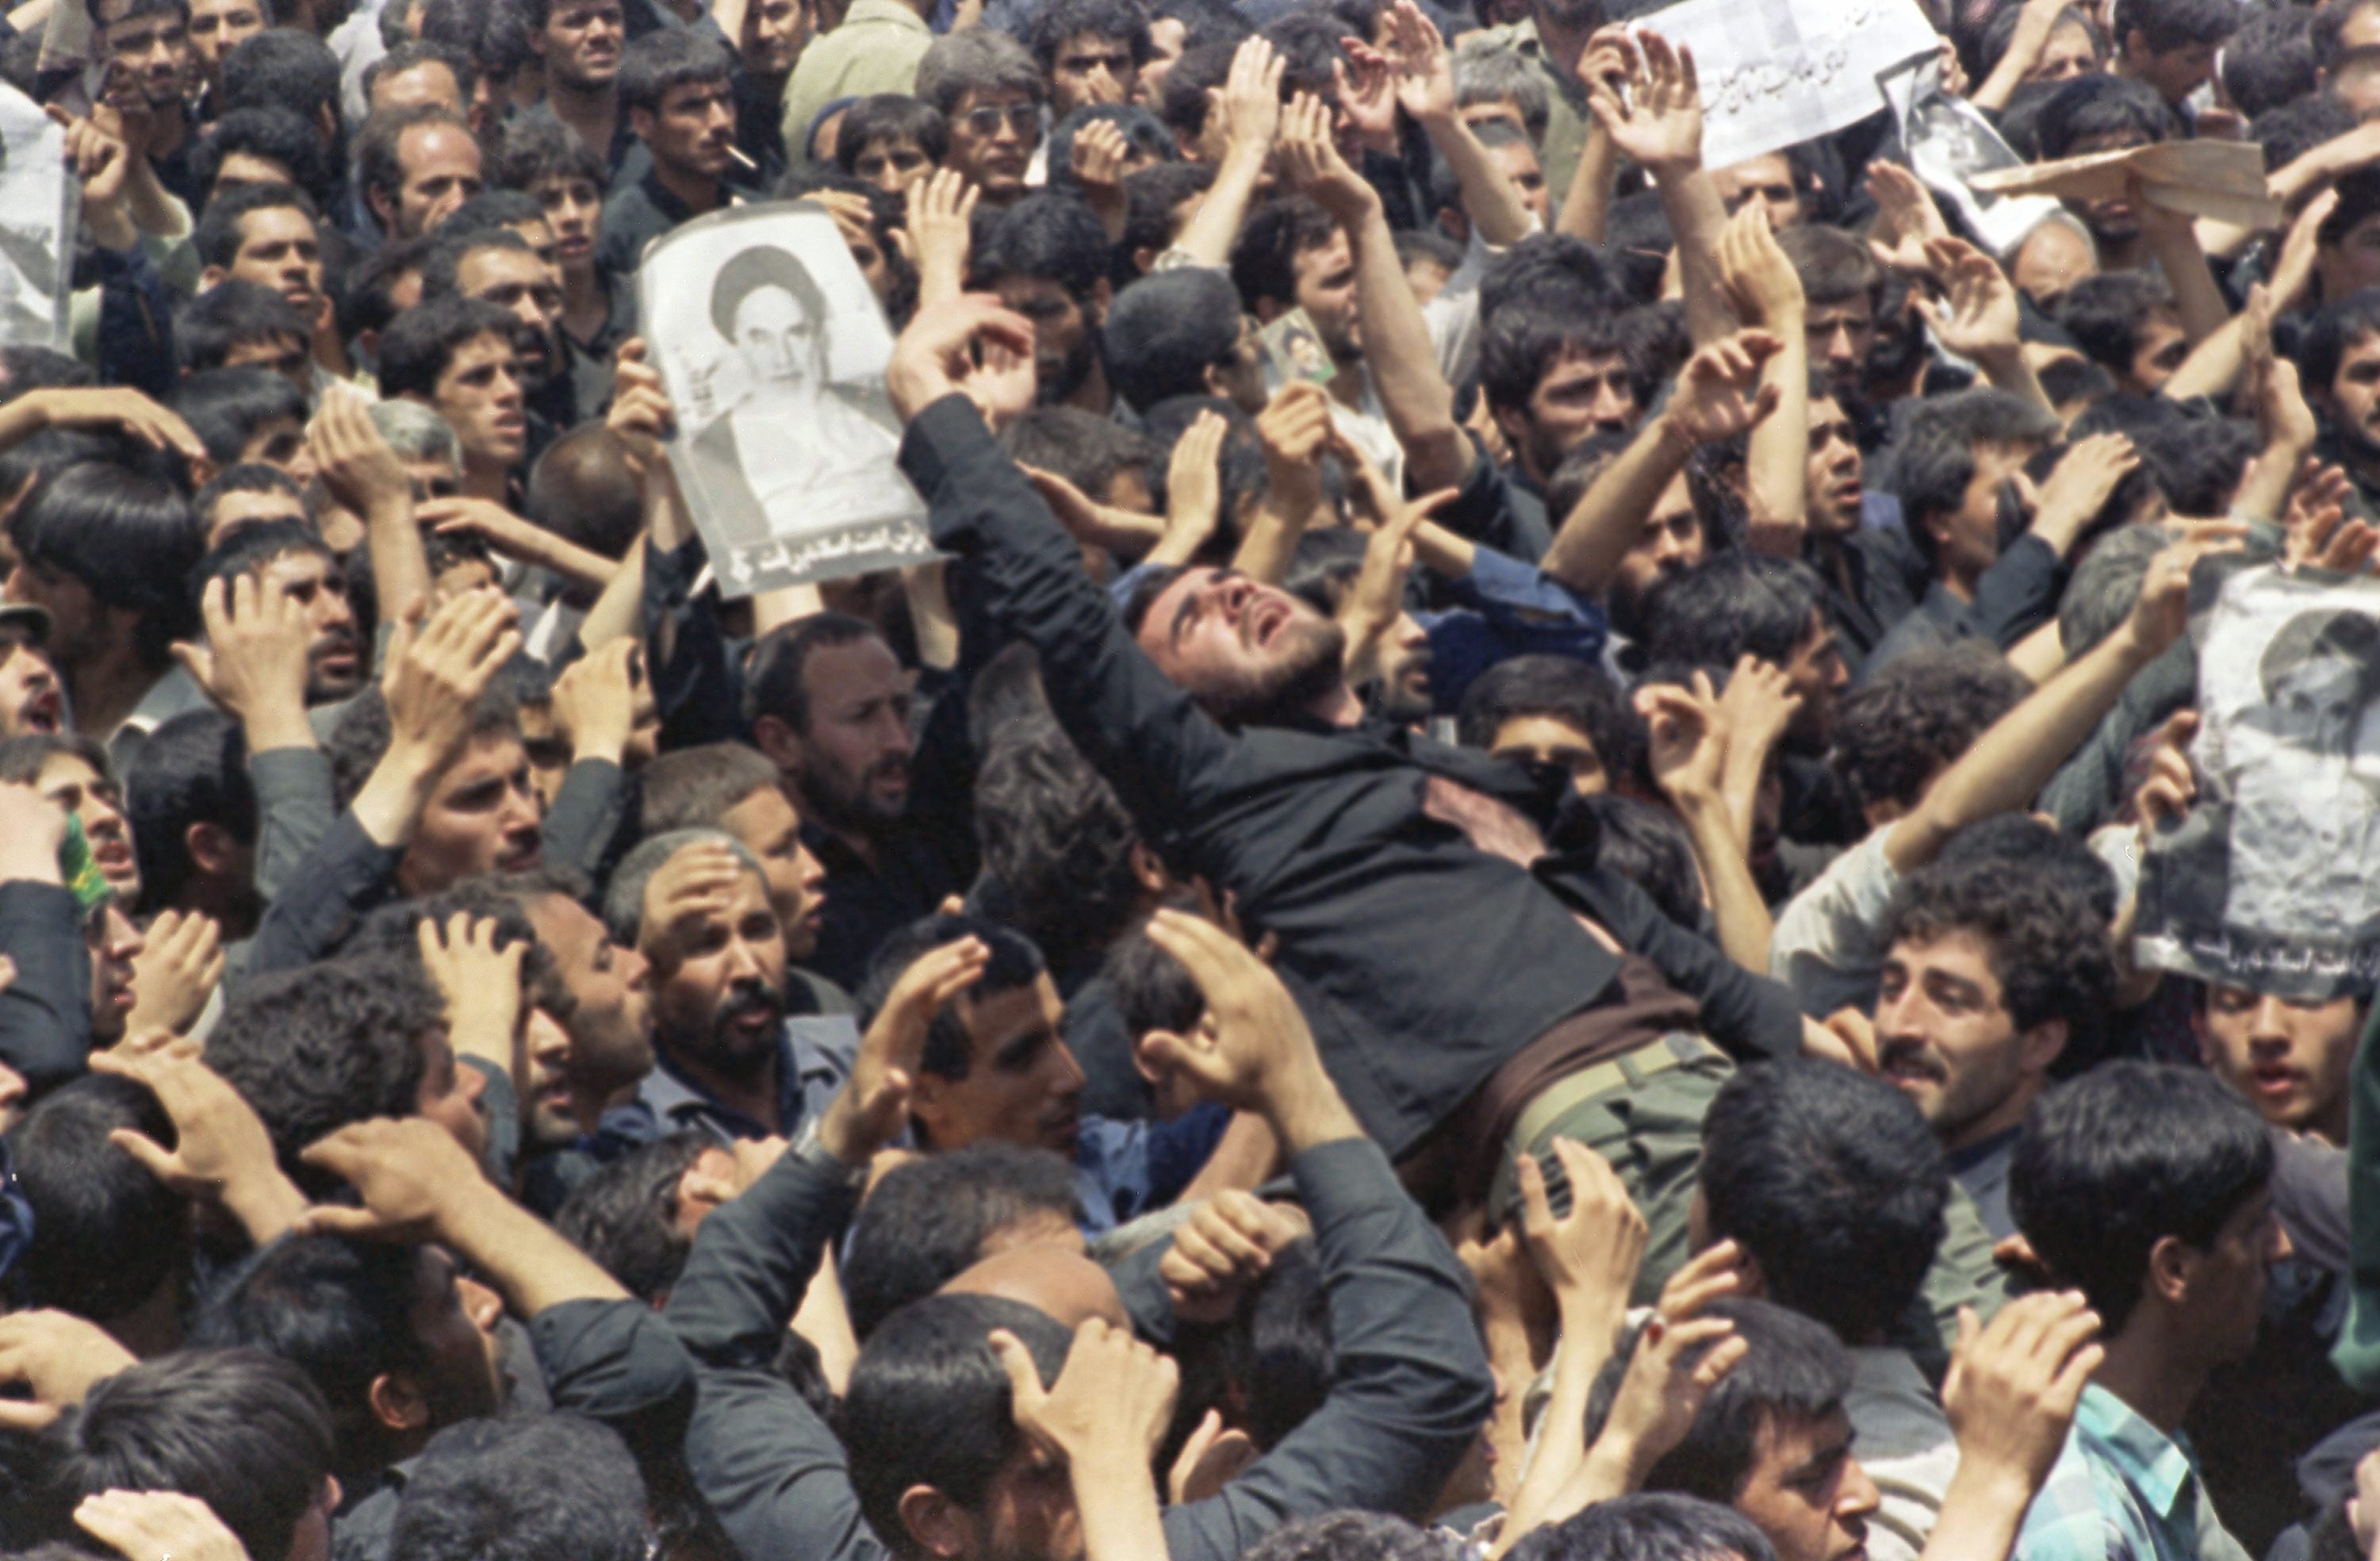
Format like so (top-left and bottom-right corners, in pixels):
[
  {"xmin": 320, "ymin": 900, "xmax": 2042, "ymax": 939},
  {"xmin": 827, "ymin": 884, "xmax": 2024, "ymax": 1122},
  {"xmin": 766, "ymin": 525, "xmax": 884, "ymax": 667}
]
[
  {"xmin": 1968, "ymin": 138, "xmax": 2282, "ymax": 231},
  {"xmin": 2134, "ymin": 563, "xmax": 2380, "ymax": 1003},
  {"xmin": 1634, "ymin": 0, "xmax": 1938, "ymax": 172},
  {"xmin": 0, "ymin": 82, "xmax": 77, "ymax": 352},
  {"xmin": 637, "ymin": 201, "xmax": 935, "ymax": 600}
]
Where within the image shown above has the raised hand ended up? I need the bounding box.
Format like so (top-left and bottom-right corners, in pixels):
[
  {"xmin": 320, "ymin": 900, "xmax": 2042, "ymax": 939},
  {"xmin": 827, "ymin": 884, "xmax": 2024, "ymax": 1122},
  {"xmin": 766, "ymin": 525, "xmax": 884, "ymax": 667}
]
[
  {"xmin": 1331, "ymin": 47, "xmax": 1398, "ymax": 153},
  {"xmin": 2285, "ymin": 462, "xmax": 2377, "ymax": 573},
  {"xmin": 1914, "ymin": 236, "xmax": 2023, "ymax": 369},
  {"xmin": 2125, "ymin": 527, "xmax": 2245, "ymax": 658},
  {"xmin": 1585, "ymin": 31, "xmax": 1702, "ymax": 178},
  {"xmin": 6, "ymin": 385, "xmax": 206, "ymax": 465},
  {"xmin": 1276, "ymin": 90, "xmax": 1378, "ymax": 225},
  {"xmin": 1588, "ymin": 1253, "xmax": 1747, "ymax": 1481},
  {"xmin": 380, "ymin": 587, "xmax": 523, "ymax": 776},
  {"xmin": 886, "ymin": 293, "xmax": 1038, "ymax": 424},
  {"xmin": 818, "ymin": 935, "xmax": 990, "ymax": 1163},
  {"xmin": 417, "ymin": 911, "xmax": 527, "ymax": 1076},
  {"xmin": 2270, "ymin": 187, "xmax": 2338, "ymax": 313},
  {"xmin": 54, "ymin": 109, "xmax": 134, "ymax": 249},
  {"xmin": 122, "ymin": 908, "xmax": 224, "ymax": 1037},
  {"xmin": 75, "ymin": 1491, "xmax": 252, "ymax": 1561},
  {"xmin": 638, "ymin": 838, "xmax": 745, "ymax": 966},
  {"xmin": 87, "ymin": 1044, "xmax": 305, "ymax": 1241},
  {"xmin": 1714, "ymin": 655, "xmax": 1799, "ymax": 773},
  {"xmin": 1864, "ymin": 160, "xmax": 1953, "ymax": 278},
  {"xmin": 1217, "ymin": 36, "xmax": 1286, "ymax": 163},
  {"xmin": 1378, "ymin": 0, "xmax": 1454, "ymax": 125},
  {"xmin": 992, "ymin": 1316, "xmax": 1180, "ymax": 1472},
  {"xmin": 1163, "ymin": 409, "xmax": 1230, "ymax": 561},
  {"xmin": 174, "ymin": 573, "xmax": 313, "ymax": 742},
  {"xmin": 1516, "ymin": 1137, "xmax": 1646, "ymax": 1351},
  {"xmin": 1635, "ymin": 672, "xmax": 1728, "ymax": 806},
  {"xmin": 1140, "ymin": 907, "xmax": 1355, "ymax": 1148},
  {"xmin": 607, "ymin": 338, "xmax": 677, "ymax": 483},
  {"xmin": 1338, "ymin": 487, "xmax": 1454, "ymax": 678},
  {"xmin": 1070, "ymin": 118, "xmax": 1132, "ymax": 234},
  {"xmin": 2132, "ymin": 709, "xmax": 2198, "ymax": 839},
  {"xmin": 297, "ymin": 1116, "xmax": 489, "ymax": 1242},
  {"xmin": 0, "ymin": 779, "xmax": 70, "ymax": 888},
  {"xmin": 1159, "ymin": 1189, "xmax": 1313, "ymax": 1322},
  {"xmin": 0, "ymin": 1310, "xmax": 136, "ymax": 1430},
  {"xmin": 310, "ymin": 382, "xmax": 410, "ymax": 520},
  {"xmin": 2026, "ymin": 431, "xmax": 2140, "ymax": 552},
  {"xmin": 906, "ymin": 167, "xmax": 980, "ymax": 307},
  {"xmin": 548, "ymin": 637, "xmax": 642, "ymax": 765},
  {"xmin": 1719, "ymin": 203, "xmax": 1804, "ymax": 329},
  {"xmin": 1940, "ymin": 1291, "xmax": 2102, "ymax": 1502},
  {"xmin": 1657, "ymin": 330, "xmax": 1784, "ymax": 449}
]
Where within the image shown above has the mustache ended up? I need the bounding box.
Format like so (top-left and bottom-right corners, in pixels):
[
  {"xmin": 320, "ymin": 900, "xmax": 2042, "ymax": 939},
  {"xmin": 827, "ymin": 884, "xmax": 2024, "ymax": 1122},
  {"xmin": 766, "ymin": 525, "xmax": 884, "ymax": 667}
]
[
  {"xmin": 1879, "ymin": 1037, "xmax": 1942, "ymax": 1081},
  {"xmin": 718, "ymin": 984, "xmax": 783, "ymax": 1023}
]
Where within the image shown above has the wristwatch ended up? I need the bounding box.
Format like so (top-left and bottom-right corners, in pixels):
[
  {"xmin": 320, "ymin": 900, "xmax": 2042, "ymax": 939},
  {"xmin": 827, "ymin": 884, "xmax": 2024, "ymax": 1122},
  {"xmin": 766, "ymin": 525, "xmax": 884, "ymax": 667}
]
[{"xmin": 788, "ymin": 1118, "xmax": 871, "ymax": 1194}]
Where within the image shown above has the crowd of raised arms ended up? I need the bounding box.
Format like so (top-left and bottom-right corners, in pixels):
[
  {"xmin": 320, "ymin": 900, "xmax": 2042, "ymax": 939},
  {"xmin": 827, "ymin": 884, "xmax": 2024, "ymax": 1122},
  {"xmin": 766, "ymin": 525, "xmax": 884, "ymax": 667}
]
[{"xmin": 6, "ymin": 0, "xmax": 2380, "ymax": 1556}]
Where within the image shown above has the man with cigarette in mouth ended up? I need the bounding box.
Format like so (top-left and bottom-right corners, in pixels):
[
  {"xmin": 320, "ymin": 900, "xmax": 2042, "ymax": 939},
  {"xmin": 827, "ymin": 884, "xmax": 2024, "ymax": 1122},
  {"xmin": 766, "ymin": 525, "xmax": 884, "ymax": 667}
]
[{"xmin": 597, "ymin": 32, "xmax": 760, "ymax": 286}]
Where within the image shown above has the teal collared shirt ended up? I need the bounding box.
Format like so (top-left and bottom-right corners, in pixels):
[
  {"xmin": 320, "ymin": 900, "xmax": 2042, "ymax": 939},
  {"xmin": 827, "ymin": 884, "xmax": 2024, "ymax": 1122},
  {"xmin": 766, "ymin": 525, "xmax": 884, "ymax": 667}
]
[{"xmin": 2013, "ymin": 1385, "xmax": 2250, "ymax": 1561}]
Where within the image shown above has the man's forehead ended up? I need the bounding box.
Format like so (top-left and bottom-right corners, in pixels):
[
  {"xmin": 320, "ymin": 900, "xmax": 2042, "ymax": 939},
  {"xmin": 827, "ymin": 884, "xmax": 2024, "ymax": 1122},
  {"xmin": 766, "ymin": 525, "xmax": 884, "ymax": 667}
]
[
  {"xmin": 1544, "ymin": 345, "xmax": 1627, "ymax": 382},
  {"xmin": 1888, "ymin": 926, "xmax": 2000, "ymax": 983},
  {"xmin": 450, "ymin": 332, "xmax": 519, "ymax": 370},
  {"xmin": 1753, "ymin": 1401, "xmax": 1853, "ymax": 1473},
  {"xmin": 258, "ymin": 546, "xmax": 335, "ymax": 582},
  {"xmin": 966, "ymin": 972, "xmax": 1064, "ymax": 1042}
]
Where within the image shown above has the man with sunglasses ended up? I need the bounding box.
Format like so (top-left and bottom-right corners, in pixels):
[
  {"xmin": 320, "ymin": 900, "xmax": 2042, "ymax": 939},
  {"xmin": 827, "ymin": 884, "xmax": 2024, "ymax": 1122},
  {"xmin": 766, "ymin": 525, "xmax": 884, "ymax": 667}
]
[{"xmin": 914, "ymin": 31, "xmax": 1046, "ymax": 208}]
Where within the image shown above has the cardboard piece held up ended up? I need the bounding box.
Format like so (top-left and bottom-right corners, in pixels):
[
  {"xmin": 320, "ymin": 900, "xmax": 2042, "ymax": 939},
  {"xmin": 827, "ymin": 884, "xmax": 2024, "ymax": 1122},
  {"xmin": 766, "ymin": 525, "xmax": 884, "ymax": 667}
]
[{"xmin": 1968, "ymin": 139, "xmax": 2279, "ymax": 230}]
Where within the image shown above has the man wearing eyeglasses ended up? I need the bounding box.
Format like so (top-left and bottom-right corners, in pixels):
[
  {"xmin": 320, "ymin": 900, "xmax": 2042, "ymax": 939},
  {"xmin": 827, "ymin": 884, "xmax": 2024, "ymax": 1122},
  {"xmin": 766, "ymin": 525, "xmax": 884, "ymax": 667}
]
[{"xmin": 914, "ymin": 30, "xmax": 1048, "ymax": 207}]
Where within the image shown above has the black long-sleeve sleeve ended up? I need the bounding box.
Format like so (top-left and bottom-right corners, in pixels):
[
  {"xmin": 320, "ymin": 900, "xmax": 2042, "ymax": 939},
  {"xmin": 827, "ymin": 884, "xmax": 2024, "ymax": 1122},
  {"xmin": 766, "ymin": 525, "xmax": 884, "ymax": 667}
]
[
  {"xmin": 899, "ymin": 393, "xmax": 1243, "ymax": 850},
  {"xmin": 0, "ymin": 882, "xmax": 93, "ymax": 1093},
  {"xmin": 530, "ymin": 1297, "xmax": 697, "ymax": 1456},
  {"xmin": 1160, "ymin": 1137, "xmax": 1496, "ymax": 1561},
  {"xmin": 240, "ymin": 811, "xmax": 402, "ymax": 979},
  {"xmin": 665, "ymin": 1133, "xmax": 1493, "ymax": 1561},
  {"xmin": 664, "ymin": 1147, "xmax": 882, "ymax": 1561},
  {"xmin": 1969, "ymin": 534, "xmax": 2066, "ymax": 651},
  {"xmin": 542, "ymin": 758, "xmax": 632, "ymax": 883}
]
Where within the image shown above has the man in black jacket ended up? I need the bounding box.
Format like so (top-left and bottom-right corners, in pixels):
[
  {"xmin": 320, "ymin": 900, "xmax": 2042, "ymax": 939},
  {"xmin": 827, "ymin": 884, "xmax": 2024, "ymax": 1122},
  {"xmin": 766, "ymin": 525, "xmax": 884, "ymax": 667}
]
[{"xmin": 886, "ymin": 296, "xmax": 1838, "ymax": 1294}]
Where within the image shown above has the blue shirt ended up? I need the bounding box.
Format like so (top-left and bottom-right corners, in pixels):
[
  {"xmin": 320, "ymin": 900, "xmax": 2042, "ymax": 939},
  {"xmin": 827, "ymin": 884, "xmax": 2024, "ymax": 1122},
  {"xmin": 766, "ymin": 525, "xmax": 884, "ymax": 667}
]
[
  {"xmin": 607, "ymin": 1013, "xmax": 860, "ymax": 1147},
  {"xmin": 2014, "ymin": 1384, "xmax": 2250, "ymax": 1560},
  {"xmin": 1415, "ymin": 547, "xmax": 1608, "ymax": 715},
  {"xmin": 1073, "ymin": 1102, "xmax": 1232, "ymax": 1235}
]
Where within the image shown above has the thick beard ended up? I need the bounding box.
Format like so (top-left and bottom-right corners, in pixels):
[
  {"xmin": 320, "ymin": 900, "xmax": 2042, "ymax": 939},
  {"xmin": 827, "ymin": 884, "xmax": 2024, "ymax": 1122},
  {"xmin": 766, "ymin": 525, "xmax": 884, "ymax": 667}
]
[
  {"xmin": 1037, "ymin": 333, "xmax": 1099, "ymax": 406},
  {"xmin": 690, "ymin": 987, "xmax": 784, "ymax": 1079},
  {"xmin": 798, "ymin": 755, "xmax": 906, "ymax": 840},
  {"xmin": 2333, "ymin": 414, "xmax": 2380, "ymax": 471},
  {"xmin": 1194, "ymin": 618, "xmax": 1347, "ymax": 727}
]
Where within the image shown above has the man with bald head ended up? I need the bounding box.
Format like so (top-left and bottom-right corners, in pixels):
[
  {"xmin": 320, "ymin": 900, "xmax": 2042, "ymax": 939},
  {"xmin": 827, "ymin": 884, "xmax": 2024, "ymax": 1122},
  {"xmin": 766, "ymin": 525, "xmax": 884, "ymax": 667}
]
[{"xmin": 942, "ymin": 1243, "xmax": 1130, "ymax": 1331}]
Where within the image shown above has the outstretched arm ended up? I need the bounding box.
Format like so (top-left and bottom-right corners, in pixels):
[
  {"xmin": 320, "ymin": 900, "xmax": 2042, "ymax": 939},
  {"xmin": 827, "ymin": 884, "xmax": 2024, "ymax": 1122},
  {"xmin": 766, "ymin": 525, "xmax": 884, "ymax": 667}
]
[
  {"xmin": 1278, "ymin": 93, "xmax": 1474, "ymax": 493},
  {"xmin": 888, "ymin": 297, "xmax": 1244, "ymax": 838},
  {"xmin": 1588, "ymin": 32, "xmax": 1734, "ymax": 347},
  {"xmin": 1885, "ymin": 531, "xmax": 2232, "ymax": 875},
  {"xmin": 1543, "ymin": 331, "xmax": 1782, "ymax": 595}
]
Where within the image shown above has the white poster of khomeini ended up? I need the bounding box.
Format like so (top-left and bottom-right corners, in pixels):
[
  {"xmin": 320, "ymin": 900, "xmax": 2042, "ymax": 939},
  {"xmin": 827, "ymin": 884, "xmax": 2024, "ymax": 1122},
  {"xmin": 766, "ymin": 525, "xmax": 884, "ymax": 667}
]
[{"xmin": 646, "ymin": 205, "xmax": 929, "ymax": 595}]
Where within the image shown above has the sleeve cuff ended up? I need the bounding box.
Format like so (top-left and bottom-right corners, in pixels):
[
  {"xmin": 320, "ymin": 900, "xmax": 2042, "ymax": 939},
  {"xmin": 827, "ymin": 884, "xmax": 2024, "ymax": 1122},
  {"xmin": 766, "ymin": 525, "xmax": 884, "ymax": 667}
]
[{"xmin": 895, "ymin": 393, "xmax": 998, "ymax": 501}]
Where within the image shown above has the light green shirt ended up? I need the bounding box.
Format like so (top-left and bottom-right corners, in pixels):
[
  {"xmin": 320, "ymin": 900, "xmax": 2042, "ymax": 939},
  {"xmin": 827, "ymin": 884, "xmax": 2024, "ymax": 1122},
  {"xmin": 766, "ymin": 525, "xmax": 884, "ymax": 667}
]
[{"xmin": 779, "ymin": 0, "xmax": 934, "ymax": 163}]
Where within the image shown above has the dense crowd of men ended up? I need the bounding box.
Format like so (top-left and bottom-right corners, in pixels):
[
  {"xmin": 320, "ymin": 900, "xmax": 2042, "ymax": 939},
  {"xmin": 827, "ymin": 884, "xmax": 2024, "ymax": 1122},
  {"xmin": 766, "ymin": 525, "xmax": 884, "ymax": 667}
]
[{"xmin": 0, "ymin": 0, "xmax": 2378, "ymax": 1555}]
